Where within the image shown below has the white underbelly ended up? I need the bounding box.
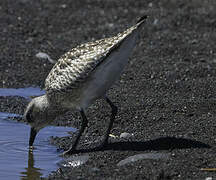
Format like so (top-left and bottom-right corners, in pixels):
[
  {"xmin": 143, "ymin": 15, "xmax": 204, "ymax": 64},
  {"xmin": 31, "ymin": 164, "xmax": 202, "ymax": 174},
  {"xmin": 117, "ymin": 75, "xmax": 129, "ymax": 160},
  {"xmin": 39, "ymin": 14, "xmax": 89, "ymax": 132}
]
[{"xmin": 79, "ymin": 31, "xmax": 138, "ymax": 109}]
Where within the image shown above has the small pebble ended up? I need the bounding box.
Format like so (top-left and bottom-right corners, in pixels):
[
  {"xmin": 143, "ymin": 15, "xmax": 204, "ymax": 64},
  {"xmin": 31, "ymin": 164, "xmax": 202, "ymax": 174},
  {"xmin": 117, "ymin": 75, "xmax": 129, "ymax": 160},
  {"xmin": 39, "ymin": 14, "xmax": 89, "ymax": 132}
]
[
  {"xmin": 120, "ymin": 132, "xmax": 133, "ymax": 139},
  {"xmin": 205, "ymin": 177, "xmax": 213, "ymax": 180},
  {"xmin": 61, "ymin": 4, "xmax": 67, "ymax": 8},
  {"xmin": 107, "ymin": 23, "xmax": 114, "ymax": 28},
  {"xmin": 153, "ymin": 19, "xmax": 159, "ymax": 25},
  {"xmin": 36, "ymin": 52, "xmax": 56, "ymax": 64},
  {"xmin": 91, "ymin": 167, "xmax": 100, "ymax": 172},
  {"xmin": 148, "ymin": 2, "xmax": 153, "ymax": 7},
  {"xmin": 25, "ymin": 37, "xmax": 33, "ymax": 43},
  {"xmin": 212, "ymin": 59, "xmax": 216, "ymax": 63}
]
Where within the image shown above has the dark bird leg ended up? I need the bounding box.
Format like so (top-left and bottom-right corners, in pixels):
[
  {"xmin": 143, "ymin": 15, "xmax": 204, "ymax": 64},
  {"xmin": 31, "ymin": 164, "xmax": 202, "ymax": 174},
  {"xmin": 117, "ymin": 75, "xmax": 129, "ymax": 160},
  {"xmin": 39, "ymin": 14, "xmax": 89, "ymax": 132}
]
[
  {"xmin": 99, "ymin": 96, "xmax": 118, "ymax": 148},
  {"xmin": 63, "ymin": 109, "xmax": 88, "ymax": 155},
  {"xmin": 63, "ymin": 97, "xmax": 117, "ymax": 155}
]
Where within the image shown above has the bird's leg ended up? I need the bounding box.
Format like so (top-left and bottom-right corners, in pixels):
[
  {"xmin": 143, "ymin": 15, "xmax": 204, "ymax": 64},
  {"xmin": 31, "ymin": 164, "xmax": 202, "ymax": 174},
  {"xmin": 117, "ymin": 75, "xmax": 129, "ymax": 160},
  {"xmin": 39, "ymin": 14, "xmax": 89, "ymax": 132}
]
[
  {"xmin": 99, "ymin": 96, "xmax": 118, "ymax": 148},
  {"xmin": 63, "ymin": 109, "xmax": 88, "ymax": 155}
]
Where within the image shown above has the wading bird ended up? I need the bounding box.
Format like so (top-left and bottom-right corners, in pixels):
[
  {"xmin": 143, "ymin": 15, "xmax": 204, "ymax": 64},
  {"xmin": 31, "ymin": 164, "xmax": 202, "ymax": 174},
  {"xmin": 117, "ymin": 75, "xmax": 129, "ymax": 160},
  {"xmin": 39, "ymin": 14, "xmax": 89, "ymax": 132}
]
[{"xmin": 24, "ymin": 16, "xmax": 147, "ymax": 155}]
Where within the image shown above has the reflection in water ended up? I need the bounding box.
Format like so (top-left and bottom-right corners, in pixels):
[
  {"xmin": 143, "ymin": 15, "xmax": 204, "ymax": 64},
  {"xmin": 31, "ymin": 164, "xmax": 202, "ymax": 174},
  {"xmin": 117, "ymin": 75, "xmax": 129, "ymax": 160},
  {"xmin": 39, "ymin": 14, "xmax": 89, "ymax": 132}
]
[
  {"xmin": 0, "ymin": 112, "xmax": 77, "ymax": 180},
  {"xmin": 20, "ymin": 150, "xmax": 42, "ymax": 180},
  {"xmin": 0, "ymin": 87, "xmax": 78, "ymax": 179}
]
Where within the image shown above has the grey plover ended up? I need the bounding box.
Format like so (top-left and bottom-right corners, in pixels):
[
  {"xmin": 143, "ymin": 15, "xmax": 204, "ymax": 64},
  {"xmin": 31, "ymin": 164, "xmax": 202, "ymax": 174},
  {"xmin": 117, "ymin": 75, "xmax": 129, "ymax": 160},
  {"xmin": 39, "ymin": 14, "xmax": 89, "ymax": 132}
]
[{"xmin": 24, "ymin": 16, "xmax": 147, "ymax": 155}]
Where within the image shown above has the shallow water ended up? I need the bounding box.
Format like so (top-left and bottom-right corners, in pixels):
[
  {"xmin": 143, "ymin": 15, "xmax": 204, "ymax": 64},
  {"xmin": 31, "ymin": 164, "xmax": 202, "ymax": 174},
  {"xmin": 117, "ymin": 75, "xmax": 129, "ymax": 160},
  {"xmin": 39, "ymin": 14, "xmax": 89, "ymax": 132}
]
[
  {"xmin": 0, "ymin": 112, "xmax": 77, "ymax": 180},
  {"xmin": 0, "ymin": 87, "xmax": 45, "ymax": 99}
]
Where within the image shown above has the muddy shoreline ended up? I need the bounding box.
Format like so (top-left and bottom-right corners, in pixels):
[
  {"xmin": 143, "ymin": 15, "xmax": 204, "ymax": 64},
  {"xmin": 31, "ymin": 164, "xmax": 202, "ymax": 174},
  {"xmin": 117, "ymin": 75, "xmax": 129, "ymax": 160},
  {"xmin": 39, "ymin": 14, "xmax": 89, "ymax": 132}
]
[{"xmin": 1, "ymin": 0, "xmax": 216, "ymax": 179}]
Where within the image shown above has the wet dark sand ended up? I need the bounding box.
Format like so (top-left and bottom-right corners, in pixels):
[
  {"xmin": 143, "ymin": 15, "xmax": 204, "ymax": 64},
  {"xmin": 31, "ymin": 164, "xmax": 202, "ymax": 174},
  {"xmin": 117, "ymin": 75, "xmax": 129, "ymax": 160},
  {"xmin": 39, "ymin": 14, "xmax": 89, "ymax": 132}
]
[{"xmin": 1, "ymin": 0, "xmax": 216, "ymax": 179}]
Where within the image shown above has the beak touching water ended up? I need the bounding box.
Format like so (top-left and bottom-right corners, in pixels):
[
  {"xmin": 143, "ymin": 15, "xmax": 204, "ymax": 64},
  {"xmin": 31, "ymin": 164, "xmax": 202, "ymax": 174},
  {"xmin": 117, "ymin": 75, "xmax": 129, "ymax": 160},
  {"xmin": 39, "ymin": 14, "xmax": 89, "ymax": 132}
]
[{"xmin": 29, "ymin": 127, "xmax": 38, "ymax": 147}]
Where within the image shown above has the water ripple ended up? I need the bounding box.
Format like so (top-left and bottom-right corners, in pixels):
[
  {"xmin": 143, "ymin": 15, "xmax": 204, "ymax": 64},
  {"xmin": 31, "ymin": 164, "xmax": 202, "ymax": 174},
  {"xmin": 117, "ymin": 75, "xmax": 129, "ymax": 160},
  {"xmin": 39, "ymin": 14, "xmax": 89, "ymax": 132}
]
[{"xmin": 0, "ymin": 112, "xmax": 77, "ymax": 180}]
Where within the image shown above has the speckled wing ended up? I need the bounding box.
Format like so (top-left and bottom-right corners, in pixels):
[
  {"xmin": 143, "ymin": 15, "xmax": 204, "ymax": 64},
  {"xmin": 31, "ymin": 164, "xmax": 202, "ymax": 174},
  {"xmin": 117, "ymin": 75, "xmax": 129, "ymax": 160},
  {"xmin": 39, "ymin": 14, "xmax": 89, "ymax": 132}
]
[{"xmin": 45, "ymin": 17, "xmax": 147, "ymax": 95}]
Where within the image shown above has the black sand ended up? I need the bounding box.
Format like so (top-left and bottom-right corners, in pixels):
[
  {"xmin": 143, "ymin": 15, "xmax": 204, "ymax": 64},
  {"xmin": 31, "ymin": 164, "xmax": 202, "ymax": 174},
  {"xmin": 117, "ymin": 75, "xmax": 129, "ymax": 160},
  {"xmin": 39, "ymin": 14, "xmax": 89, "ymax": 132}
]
[{"xmin": 1, "ymin": 0, "xmax": 216, "ymax": 179}]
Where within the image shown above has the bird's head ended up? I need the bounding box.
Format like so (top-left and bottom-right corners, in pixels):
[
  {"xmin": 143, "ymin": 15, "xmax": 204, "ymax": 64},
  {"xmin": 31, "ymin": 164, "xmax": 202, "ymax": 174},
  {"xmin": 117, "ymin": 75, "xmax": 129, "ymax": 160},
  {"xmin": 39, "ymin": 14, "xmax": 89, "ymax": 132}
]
[{"xmin": 24, "ymin": 95, "xmax": 51, "ymax": 147}]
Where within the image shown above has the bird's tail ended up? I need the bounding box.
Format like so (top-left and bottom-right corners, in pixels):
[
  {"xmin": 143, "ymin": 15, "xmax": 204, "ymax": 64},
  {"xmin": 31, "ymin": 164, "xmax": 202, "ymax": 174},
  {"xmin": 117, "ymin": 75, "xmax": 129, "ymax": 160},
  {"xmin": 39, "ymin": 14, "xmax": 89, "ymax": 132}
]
[
  {"xmin": 136, "ymin": 15, "xmax": 148, "ymax": 28},
  {"xmin": 134, "ymin": 15, "xmax": 149, "ymax": 36},
  {"xmin": 137, "ymin": 15, "xmax": 148, "ymax": 23}
]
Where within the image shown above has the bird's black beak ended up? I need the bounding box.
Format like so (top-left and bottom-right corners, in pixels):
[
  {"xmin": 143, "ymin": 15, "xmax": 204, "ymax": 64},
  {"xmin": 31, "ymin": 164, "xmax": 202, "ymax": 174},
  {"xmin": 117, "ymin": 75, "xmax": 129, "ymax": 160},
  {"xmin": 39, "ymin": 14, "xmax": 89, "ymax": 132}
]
[{"xmin": 29, "ymin": 127, "xmax": 38, "ymax": 147}]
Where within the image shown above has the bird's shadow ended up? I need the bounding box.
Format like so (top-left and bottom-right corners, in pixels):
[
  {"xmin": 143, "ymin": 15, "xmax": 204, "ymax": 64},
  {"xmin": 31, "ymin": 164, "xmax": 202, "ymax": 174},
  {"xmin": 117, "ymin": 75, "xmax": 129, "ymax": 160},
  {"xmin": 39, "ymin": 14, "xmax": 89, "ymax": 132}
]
[{"xmin": 77, "ymin": 136, "xmax": 210, "ymax": 153}]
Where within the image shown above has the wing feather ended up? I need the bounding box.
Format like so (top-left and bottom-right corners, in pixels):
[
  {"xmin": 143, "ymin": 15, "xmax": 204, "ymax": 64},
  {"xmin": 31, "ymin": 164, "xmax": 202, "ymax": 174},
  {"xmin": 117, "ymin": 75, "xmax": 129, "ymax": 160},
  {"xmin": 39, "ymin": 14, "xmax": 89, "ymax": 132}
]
[{"xmin": 45, "ymin": 17, "xmax": 147, "ymax": 95}]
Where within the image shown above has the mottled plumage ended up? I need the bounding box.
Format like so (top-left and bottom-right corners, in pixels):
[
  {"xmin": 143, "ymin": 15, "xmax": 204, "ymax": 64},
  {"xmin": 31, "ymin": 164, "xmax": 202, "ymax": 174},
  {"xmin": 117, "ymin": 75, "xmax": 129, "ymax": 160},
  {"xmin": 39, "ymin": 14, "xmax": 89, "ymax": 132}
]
[
  {"xmin": 45, "ymin": 18, "xmax": 145, "ymax": 95},
  {"xmin": 25, "ymin": 16, "xmax": 147, "ymax": 155}
]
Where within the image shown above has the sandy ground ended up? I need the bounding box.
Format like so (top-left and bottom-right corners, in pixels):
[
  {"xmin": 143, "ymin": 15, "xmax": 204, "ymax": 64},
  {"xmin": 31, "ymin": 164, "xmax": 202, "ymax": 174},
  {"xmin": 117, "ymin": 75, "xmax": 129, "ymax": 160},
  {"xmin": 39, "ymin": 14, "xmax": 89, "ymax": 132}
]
[{"xmin": 1, "ymin": 0, "xmax": 216, "ymax": 179}]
